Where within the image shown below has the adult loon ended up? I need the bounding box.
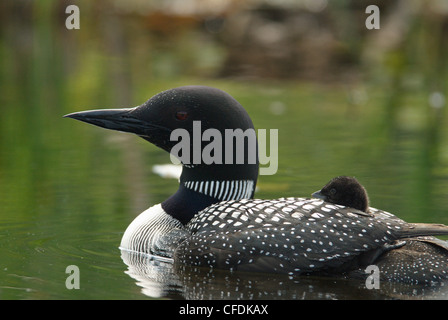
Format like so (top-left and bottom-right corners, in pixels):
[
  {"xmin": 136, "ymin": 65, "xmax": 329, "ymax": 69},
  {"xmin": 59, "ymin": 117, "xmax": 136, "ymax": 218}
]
[
  {"xmin": 65, "ymin": 86, "xmax": 448, "ymax": 281},
  {"xmin": 313, "ymin": 176, "xmax": 448, "ymax": 284}
]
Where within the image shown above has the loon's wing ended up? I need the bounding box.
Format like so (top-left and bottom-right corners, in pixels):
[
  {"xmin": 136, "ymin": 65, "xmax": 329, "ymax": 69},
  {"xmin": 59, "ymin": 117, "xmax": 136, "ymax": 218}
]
[{"xmin": 175, "ymin": 198, "xmax": 448, "ymax": 274}]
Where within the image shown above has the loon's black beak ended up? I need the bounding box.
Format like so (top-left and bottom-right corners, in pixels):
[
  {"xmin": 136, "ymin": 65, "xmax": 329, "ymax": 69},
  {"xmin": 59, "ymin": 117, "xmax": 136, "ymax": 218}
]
[
  {"xmin": 64, "ymin": 107, "xmax": 173, "ymax": 152},
  {"xmin": 312, "ymin": 190, "xmax": 327, "ymax": 201},
  {"xmin": 64, "ymin": 108, "xmax": 147, "ymax": 135}
]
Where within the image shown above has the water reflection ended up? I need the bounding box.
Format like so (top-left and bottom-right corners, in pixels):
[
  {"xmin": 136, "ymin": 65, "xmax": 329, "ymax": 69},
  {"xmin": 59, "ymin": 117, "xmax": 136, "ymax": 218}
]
[
  {"xmin": 121, "ymin": 249, "xmax": 448, "ymax": 300},
  {"xmin": 121, "ymin": 250, "xmax": 182, "ymax": 298}
]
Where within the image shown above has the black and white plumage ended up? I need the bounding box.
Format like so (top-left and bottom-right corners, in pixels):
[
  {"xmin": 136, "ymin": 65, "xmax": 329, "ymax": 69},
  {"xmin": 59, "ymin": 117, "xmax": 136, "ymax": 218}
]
[
  {"xmin": 374, "ymin": 237, "xmax": 448, "ymax": 285},
  {"xmin": 175, "ymin": 198, "xmax": 448, "ymax": 276},
  {"xmin": 65, "ymin": 86, "xmax": 448, "ymax": 283},
  {"xmin": 183, "ymin": 179, "xmax": 255, "ymax": 201}
]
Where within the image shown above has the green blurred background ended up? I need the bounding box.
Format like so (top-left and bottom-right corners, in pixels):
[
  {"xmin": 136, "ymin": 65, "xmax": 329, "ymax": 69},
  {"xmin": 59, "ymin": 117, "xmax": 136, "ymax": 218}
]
[{"xmin": 0, "ymin": 0, "xmax": 448, "ymax": 299}]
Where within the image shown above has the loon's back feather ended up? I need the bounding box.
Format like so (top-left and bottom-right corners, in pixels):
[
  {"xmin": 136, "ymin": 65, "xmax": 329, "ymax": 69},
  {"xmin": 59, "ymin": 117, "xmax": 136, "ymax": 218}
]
[{"xmin": 173, "ymin": 198, "xmax": 448, "ymax": 274}]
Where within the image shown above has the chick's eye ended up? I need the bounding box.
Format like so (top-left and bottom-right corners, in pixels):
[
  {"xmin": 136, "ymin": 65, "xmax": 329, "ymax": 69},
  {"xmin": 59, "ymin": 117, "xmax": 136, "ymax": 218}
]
[
  {"xmin": 330, "ymin": 188, "xmax": 337, "ymax": 195},
  {"xmin": 175, "ymin": 111, "xmax": 188, "ymax": 121}
]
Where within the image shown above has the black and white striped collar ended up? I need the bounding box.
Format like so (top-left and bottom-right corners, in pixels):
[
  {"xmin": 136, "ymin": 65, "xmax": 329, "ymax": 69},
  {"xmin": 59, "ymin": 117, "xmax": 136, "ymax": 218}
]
[
  {"xmin": 161, "ymin": 179, "xmax": 256, "ymax": 225},
  {"xmin": 183, "ymin": 180, "xmax": 255, "ymax": 202}
]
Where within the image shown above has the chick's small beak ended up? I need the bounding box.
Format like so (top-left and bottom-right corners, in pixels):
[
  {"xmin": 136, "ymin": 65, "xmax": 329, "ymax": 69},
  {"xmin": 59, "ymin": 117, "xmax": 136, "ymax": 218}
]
[{"xmin": 312, "ymin": 190, "xmax": 327, "ymax": 201}]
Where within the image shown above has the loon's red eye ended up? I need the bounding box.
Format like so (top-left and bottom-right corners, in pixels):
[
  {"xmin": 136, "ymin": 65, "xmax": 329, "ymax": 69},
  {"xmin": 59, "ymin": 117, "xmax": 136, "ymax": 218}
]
[{"xmin": 175, "ymin": 111, "xmax": 188, "ymax": 121}]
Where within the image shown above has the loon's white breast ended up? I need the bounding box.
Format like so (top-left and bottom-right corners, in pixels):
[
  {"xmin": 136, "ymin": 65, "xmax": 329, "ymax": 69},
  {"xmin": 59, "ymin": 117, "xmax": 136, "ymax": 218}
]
[{"xmin": 119, "ymin": 204, "xmax": 184, "ymax": 255}]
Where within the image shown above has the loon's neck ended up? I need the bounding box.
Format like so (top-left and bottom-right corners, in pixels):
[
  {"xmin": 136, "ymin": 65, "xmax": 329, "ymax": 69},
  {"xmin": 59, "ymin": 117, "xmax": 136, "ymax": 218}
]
[
  {"xmin": 162, "ymin": 179, "xmax": 256, "ymax": 224},
  {"xmin": 161, "ymin": 164, "xmax": 258, "ymax": 224},
  {"xmin": 161, "ymin": 185, "xmax": 217, "ymax": 225}
]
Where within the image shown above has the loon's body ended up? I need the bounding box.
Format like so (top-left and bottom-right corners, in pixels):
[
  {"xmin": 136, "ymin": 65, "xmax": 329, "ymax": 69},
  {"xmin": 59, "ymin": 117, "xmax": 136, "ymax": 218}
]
[
  {"xmin": 175, "ymin": 197, "xmax": 443, "ymax": 275},
  {"xmin": 66, "ymin": 86, "xmax": 448, "ymax": 283}
]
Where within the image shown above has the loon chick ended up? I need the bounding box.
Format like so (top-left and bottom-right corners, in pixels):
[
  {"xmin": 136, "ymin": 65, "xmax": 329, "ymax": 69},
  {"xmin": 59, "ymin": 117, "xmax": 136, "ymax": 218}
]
[
  {"xmin": 65, "ymin": 86, "xmax": 448, "ymax": 279},
  {"xmin": 313, "ymin": 176, "xmax": 448, "ymax": 284},
  {"xmin": 312, "ymin": 176, "xmax": 369, "ymax": 213}
]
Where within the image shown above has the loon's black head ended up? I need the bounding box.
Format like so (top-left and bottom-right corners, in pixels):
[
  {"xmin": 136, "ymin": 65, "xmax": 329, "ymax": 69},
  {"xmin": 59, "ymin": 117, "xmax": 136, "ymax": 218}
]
[
  {"xmin": 65, "ymin": 86, "xmax": 259, "ymax": 223},
  {"xmin": 312, "ymin": 176, "xmax": 369, "ymax": 212}
]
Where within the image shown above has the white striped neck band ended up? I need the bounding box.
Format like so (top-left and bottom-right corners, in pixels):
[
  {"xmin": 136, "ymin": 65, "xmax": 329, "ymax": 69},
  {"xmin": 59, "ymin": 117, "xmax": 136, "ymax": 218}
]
[{"xmin": 183, "ymin": 180, "xmax": 255, "ymax": 201}]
